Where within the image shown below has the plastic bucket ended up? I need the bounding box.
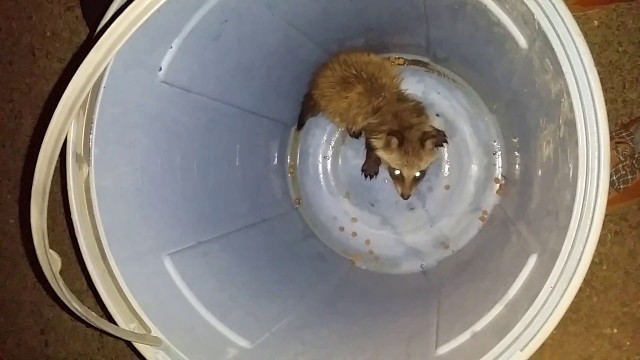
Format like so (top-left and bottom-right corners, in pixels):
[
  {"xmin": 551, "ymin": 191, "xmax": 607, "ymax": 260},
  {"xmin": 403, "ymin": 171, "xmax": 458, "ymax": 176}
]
[{"xmin": 31, "ymin": 0, "xmax": 609, "ymax": 359}]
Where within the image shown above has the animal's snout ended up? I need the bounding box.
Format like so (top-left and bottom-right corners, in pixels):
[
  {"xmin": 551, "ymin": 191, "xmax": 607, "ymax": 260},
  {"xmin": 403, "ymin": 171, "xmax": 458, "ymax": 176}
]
[{"xmin": 400, "ymin": 193, "xmax": 411, "ymax": 200}]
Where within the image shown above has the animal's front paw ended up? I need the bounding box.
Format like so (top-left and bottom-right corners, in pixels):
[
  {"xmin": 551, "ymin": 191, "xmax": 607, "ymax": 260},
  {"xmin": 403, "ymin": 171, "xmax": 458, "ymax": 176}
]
[
  {"xmin": 348, "ymin": 130, "xmax": 362, "ymax": 139},
  {"xmin": 361, "ymin": 159, "xmax": 380, "ymax": 180}
]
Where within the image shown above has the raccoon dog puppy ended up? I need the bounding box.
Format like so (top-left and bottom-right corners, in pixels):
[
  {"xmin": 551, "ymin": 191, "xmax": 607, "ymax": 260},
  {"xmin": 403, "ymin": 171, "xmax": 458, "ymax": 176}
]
[{"xmin": 297, "ymin": 50, "xmax": 447, "ymax": 200}]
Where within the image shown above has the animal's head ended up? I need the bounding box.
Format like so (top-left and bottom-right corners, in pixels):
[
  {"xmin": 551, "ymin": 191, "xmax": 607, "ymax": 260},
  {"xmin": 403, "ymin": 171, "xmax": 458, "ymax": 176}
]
[{"xmin": 371, "ymin": 126, "xmax": 447, "ymax": 200}]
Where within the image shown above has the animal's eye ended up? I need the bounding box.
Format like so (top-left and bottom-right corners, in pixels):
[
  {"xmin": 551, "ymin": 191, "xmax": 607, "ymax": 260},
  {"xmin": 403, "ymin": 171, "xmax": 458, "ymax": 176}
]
[
  {"xmin": 415, "ymin": 170, "xmax": 426, "ymax": 179},
  {"xmin": 389, "ymin": 168, "xmax": 402, "ymax": 178}
]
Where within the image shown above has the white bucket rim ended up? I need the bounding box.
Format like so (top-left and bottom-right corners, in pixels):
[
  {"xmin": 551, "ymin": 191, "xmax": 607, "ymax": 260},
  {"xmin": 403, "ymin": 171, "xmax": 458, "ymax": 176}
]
[{"xmin": 31, "ymin": 0, "xmax": 608, "ymax": 359}]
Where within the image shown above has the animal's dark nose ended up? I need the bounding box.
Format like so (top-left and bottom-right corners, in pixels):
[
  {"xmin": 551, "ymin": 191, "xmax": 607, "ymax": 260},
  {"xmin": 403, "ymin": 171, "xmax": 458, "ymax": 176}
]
[{"xmin": 401, "ymin": 193, "xmax": 411, "ymax": 200}]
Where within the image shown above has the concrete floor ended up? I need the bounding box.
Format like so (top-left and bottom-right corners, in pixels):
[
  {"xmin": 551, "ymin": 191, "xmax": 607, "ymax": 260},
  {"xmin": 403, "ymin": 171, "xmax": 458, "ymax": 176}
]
[{"xmin": 0, "ymin": 1, "xmax": 638, "ymax": 359}]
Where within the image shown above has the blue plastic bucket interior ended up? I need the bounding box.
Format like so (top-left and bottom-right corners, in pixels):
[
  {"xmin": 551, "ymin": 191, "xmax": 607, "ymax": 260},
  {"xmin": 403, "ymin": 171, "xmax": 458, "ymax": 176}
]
[{"xmin": 84, "ymin": 0, "xmax": 606, "ymax": 358}]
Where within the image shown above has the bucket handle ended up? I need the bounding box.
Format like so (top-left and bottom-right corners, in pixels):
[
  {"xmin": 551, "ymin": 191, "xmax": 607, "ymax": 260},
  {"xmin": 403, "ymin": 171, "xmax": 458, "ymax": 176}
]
[
  {"xmin": 30, "ymin": 0, "xmax": 165, "ymax": 346},
  {"xmin": 97, "ymin": 0, "xmax": 131, "ymax": 33}
]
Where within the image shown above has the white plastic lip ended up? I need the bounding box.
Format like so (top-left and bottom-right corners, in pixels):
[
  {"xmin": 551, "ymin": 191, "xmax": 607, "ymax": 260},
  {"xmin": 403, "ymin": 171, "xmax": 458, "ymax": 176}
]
[
  {"xmin": 67, "ymin": 71, "xmax": 184, "ymax": 360},
  {"xmin": 478, "ymin": 0, "xmax": 529, "ymax": 49},
  {"xmin": 436, "ymin": 254, "xmax": 539, "ymax": 356},
  {"xmin": 29, "ymin": 0, "xmax": 167, "ymax": 347},
  {"xmin": 57, "ymin": 0, "xmax": 608, "ymax": 359},
  {"xmin": 484, "ymin": 0, "xmax": 609, "ymax": 359},
  {"xmin": 62, "ymin": 0, "xmax": 185, "ymax": 359}
]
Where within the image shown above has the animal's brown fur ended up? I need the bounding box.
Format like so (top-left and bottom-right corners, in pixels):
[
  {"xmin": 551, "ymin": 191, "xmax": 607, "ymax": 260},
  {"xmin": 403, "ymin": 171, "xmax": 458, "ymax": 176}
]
[
  {"xmin": 297, "ymin": 50, "xmax": 402, "ymax": 134},
  {"xmin": 297, "ymin": 50, "xmax": 447, "ymax": 200},
  {"xmin": 367, "ymin": 98, "xmax": 447, "ymax": 199}
]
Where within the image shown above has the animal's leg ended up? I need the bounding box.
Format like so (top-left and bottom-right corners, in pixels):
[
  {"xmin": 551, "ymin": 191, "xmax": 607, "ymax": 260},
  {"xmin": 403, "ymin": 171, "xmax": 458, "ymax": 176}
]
[
  {"xmin": 361, "ymin": 138, "xmax": 381, "ymax": 180},
  {"xmin": 348, "ymin": 129, "xmax": 363, "ymax": 139},
  {"xmin": 297, "ymin": 92, "xmax": 319, "ymax": 131}
]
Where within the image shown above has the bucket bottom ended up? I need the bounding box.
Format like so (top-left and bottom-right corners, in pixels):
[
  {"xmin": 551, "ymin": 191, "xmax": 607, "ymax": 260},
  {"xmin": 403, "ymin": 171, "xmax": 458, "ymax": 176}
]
[{"xmin": 290, "ymin": 55, "xmax": 505, "ymax": 274}]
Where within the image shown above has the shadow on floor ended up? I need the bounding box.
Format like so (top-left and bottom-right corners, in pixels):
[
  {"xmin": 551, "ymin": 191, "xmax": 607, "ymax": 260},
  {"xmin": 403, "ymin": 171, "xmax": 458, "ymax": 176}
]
[{"xmin": 80, "ymin": 0, "xmax": 116, "ymax": 34}]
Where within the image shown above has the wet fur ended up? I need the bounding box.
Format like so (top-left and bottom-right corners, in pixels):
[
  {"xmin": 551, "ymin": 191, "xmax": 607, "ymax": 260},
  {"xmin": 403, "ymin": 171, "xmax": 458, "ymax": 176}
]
[
  {"xmin": 297, "ymin": 51, "xmax": 402, "ymax": 133},
  {"xmin": 298, "ymin": 50, "xmax": 447, "ymax": 199}
]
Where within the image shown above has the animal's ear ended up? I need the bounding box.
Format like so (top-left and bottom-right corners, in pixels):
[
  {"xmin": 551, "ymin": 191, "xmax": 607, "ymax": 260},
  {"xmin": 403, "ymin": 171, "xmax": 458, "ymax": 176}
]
[
  {"xmin": 387, "ymin": 130, "xmax": 405, "ymax": 148},
  {"xmin": 421, "ymin": 128, "xmax": 448, "ymax": 148}
]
